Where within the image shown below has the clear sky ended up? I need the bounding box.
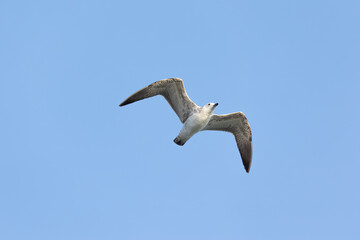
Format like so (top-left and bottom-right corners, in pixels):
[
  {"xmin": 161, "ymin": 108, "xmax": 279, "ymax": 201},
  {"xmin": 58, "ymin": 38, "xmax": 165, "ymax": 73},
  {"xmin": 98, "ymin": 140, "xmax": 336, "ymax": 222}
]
[{"xmin": 1, "ymin": 0, "xmax": 359, "ymax": 239}]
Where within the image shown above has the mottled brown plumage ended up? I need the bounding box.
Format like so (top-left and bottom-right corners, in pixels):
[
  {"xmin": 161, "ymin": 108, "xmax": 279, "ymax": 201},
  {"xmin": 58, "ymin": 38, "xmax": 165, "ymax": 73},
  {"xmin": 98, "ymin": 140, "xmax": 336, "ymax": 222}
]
[
  {"xmin": 120, "ymin": 78, "xmax": 253, "ymax": 173},
  {"xmin": 202, "ymin": 113, "xmax": 253, "ymax": 173},
  {"xmin": 120, "ymin": 78, "xmax": 197, "ymax": 123}
]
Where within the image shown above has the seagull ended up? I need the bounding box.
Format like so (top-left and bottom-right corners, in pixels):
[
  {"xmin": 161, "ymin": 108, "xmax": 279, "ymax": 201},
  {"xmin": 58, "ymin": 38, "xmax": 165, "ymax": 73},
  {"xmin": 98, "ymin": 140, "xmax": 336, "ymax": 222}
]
[{"xmin": 119, "ymin": 78, "xmax": 253, "ymax": 173}]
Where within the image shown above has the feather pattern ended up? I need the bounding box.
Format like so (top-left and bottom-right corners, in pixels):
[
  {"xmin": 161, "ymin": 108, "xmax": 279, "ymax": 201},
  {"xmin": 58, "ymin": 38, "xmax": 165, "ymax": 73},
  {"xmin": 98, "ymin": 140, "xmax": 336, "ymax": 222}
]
[
  {"xmin": 120, "ymin": 78, "xmax": 198, "ymax": 123},
  {"xmin": 202, "ymin": 113, "xmax": 253, "ymax": 173}
]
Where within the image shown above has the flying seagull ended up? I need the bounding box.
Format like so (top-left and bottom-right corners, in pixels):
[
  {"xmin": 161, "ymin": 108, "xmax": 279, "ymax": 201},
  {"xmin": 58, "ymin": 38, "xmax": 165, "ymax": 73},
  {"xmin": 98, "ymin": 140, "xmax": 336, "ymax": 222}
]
[{"xmin": 119, "ymin": 78, "xmax": 253, "ymax": 173}]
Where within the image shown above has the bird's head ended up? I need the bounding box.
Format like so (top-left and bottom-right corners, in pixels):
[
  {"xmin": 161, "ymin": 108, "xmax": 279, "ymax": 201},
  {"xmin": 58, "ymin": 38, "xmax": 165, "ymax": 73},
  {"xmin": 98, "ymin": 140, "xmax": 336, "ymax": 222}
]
[{"xmin": 202, "ymin": 102, "xmax": 219, "ymax": 113}]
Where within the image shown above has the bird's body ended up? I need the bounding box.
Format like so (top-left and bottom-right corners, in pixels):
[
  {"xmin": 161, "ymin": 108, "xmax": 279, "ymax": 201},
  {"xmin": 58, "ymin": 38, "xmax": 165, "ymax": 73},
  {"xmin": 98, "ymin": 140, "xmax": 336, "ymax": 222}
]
[
  {"xmin": 120, "ymin": 78, "xmax": 253, "ymax": 173},
  {"xmin": 174, "ymin": 103, "xmax": 216, "ymax": 146}
]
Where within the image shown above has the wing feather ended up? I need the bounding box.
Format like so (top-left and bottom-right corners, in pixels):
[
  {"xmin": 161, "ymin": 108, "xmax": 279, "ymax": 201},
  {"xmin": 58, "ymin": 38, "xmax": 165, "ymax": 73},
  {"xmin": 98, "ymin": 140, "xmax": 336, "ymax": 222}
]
[
  {"xmin": 202, "ymin": 112, "xmax": 253, "ymax": 173},
  {"xmin": 119, "ymin": 78, "xmax": 198, "ymax": 123}
]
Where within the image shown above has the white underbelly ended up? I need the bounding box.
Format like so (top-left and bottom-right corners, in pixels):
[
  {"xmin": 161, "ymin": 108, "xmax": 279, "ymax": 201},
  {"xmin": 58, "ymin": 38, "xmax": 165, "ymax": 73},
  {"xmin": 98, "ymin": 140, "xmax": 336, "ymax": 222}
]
[{"xmin": 179, "ymin": 113, "xmax": 210, "ymax": 139}]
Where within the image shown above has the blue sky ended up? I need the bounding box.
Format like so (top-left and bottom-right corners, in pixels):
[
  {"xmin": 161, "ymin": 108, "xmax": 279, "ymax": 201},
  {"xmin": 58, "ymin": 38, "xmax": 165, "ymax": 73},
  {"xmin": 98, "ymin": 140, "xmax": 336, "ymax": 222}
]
[{"xmin": 1, "ymin": 0, "xmax": 359, "ymax": 239}]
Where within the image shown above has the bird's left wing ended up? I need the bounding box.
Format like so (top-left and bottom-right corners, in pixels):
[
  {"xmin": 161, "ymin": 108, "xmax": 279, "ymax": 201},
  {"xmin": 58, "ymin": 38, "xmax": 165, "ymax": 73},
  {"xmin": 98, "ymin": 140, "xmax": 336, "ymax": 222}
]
[
  {"xmin": 202, "ymin": 112, "xmax": 253, "ymax": 173},
  {"xmin": 120, "ymin": 78, "xmax": 198, "ymax": 123}
]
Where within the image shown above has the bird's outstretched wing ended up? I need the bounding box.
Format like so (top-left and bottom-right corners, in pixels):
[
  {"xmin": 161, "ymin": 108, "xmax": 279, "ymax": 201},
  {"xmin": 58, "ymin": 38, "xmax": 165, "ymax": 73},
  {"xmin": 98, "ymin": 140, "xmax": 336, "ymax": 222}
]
[
  {"xmin": 202, "ymin": 112, "xmax": 253, "ymax": 173},
  {"xmin": 120, "ymin": 78, "xmax": 198, "ymax": 123}
]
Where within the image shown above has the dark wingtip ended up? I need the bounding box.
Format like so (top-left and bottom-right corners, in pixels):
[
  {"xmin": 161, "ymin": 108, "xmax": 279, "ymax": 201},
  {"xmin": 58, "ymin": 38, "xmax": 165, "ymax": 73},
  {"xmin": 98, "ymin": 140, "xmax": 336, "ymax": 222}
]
[
  {"xmin": 242, "ymin": 154, "xmax": 252, "ymax": 173},
  {"xmin": 244, "ymin": 156, "xmax": 252, "ymax": 173},
  {"xmin": 119, "ymin": 100, "xmax": 131, "ymax": 107},
  {"xmin": 243, "ymin": 141, "xmax": 252, "ymax": 174}
]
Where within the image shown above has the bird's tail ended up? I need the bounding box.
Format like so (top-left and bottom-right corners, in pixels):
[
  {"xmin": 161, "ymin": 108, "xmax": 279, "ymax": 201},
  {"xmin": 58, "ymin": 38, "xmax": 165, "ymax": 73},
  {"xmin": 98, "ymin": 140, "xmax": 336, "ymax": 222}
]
[{"xmin": 173, "ymin": 136, "xmax": 185, "ymax": 146}]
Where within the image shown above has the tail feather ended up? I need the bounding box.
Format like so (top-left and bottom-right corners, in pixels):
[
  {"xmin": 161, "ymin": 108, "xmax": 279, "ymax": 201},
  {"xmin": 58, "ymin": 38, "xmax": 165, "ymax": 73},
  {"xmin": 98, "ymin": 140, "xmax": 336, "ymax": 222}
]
[{"xmin": 173, "ymin": 137, "xmax": 185, "ymax": 146}]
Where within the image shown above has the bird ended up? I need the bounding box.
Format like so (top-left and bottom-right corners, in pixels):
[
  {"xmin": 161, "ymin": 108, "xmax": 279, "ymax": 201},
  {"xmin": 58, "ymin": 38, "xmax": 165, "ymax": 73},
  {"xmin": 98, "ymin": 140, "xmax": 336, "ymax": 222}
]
[{"xmin": 119, "ymin": 78, "xmax": 253, "ymax": 173}]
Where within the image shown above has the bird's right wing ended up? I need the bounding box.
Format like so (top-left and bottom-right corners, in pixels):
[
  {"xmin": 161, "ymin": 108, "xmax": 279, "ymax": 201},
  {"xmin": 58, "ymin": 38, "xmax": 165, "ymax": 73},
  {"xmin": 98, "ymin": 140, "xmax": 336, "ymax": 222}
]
[
  {"xmin": 202, "ymin": 112, "xmax": 253, "ymax": 173},
  {"xmin": 120, "ymin": 78, "xmax": 198, "ymax": 123}
]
